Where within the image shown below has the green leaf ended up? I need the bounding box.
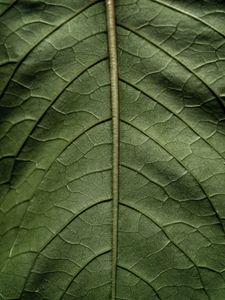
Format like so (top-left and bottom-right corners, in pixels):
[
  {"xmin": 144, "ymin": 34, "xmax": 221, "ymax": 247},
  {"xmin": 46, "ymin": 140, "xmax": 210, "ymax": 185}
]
[{"xmin": 1, "ymin": 0, "xmax": 225, "ymax": 299}]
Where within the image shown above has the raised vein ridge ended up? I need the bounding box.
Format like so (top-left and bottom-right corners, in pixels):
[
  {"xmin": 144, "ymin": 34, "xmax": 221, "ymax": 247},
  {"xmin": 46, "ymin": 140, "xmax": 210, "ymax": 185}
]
[{"xmin": 105, "ymin": 0, "xmax": 119, "ymax": 299}]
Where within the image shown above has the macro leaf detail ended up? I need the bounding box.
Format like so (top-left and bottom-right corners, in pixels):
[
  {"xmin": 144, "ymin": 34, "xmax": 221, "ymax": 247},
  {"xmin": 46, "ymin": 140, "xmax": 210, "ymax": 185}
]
[{"xmin": 0, "ymin": 0, "xmax": 225, "ymax": 299}]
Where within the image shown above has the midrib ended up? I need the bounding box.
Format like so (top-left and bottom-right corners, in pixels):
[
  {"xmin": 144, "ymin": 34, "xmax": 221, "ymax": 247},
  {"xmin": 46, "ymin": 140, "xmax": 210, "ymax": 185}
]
[{"xmin": 105, "ymin": 0, "xmax": 120, "ymax": 299}]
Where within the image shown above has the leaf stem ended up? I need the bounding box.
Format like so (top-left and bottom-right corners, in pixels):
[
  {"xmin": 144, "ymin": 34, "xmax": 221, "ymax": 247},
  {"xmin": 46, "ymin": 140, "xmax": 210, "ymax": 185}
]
[{"xmin": 105, "ymin": 0, "xmax": 119, "ymax": 299}]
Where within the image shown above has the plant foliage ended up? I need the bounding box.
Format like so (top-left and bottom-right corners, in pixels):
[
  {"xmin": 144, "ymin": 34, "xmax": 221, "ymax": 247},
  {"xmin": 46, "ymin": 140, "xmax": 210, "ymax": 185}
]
[{"xmin": 0, "ymin": 0, "xmax": 225, "ymax": 299}]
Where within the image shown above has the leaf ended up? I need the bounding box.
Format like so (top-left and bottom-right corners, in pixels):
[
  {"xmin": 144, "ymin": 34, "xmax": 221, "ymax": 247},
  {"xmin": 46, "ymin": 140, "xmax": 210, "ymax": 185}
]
[{"xmin": 0, "ymin": 0, "xmax": 225, "ymax": 299}]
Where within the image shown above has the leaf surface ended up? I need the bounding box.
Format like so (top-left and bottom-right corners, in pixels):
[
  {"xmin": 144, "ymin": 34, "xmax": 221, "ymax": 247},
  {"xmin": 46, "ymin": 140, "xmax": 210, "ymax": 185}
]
[{"xmin": 0, "ymin": 0, "xmax": 225, "ymax": 299}]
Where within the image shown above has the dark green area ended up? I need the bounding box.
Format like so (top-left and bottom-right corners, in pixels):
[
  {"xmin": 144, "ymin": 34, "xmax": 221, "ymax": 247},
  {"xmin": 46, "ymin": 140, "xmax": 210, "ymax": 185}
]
[{"xmin": 0, "ymin": 0, "xmax": 225, "ymax": 299}]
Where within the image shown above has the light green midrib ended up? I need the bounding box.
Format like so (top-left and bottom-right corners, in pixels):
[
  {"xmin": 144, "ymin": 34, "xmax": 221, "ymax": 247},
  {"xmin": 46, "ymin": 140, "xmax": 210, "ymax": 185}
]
[{"xmin": 105, "ymin": 0, "xmax": 120, "ymax": 299}]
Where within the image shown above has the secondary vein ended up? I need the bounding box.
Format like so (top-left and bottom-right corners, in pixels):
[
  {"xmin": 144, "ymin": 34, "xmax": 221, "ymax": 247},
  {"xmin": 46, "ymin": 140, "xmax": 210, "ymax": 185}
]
[{"xmin": 105, "ymin": 1, "xmax": 119, "ymax": 299}]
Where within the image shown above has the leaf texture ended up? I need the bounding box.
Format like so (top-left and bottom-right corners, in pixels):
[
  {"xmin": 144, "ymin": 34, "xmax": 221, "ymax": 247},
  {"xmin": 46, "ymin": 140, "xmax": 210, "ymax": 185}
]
[{"xmin": 1, "ymin": 0, "xmax": 225, "ymax": 299}]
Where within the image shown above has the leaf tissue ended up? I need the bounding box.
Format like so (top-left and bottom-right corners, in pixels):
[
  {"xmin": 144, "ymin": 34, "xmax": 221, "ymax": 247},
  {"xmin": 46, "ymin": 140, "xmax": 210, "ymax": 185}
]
[{"xmin": 0, "ymin": 0, "xmax": 225, "ymax": 299}]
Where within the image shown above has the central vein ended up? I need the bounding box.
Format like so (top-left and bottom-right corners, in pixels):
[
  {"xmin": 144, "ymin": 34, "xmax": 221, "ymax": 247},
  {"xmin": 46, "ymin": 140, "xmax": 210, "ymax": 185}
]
[{"xmin": 105, "ymin": 0, "xmax": 119, "ymax": 299}]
